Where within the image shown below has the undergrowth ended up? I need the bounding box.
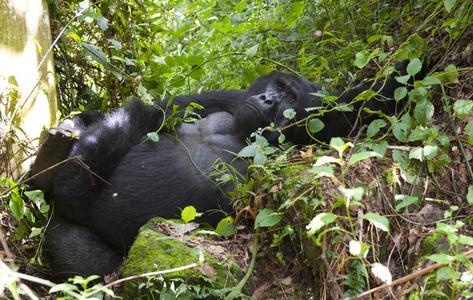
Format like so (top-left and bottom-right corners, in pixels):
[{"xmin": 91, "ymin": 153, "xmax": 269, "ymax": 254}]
[{"xmin": 1, "ymin": 0, "xmax": 473, "ymax": 299}]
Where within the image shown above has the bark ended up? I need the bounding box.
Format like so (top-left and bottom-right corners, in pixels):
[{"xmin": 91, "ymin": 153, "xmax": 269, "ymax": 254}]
[{"xmin": 0, "ymin": 0, "xmax": 57, "ymax": 178}]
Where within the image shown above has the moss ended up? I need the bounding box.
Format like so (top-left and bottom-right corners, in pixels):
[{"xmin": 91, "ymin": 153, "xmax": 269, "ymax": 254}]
[
  {"xmin": 405, "ymin": 231, "xmax": 467, "ymax": 299},
  {"xmin": 122, "ymin": 217, "xmax": 243, "ymax": 299},
  {"xmin": 419, "ymin": 231, "xmax": 448, "ymax": 258},
  {"xmin": 276, "ymin": 163, "xmax": 309, "ymax": 177}
]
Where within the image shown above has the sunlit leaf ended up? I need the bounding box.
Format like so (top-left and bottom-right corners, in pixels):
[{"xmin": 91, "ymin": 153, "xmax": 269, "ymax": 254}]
[
  {"xmin": 181, "ymin": 206, "xmax": 197, "ymax": 223},
  {"xmin": 363, "ymin": 213, "xmax": 390, "ymax": 232},
  {"xmin": 306, "ymin": 213, "xmax": 337, "ymax": 236},
  {"xmin": 372, "ymin": 263, "xmax": 392, "ymax": 284},
  {"xmin": 215, "ymin": 217, "xmax": 237, "ymax": 236},
  {"xmin": 255, "ymin": 208, "xmax": 281, "ymax": 228}
]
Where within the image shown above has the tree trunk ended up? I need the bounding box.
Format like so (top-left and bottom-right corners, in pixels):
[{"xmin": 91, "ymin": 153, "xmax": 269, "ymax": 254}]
[{"xmin": 0, "ymin": 0, "xmax": 57, "ymax": 179}]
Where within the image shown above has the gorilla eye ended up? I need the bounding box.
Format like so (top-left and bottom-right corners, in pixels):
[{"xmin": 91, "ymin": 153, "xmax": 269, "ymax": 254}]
[
  {"xmin": 287, "ymin": 93, "xmax": 295, "ymax": 102},
  {"xmin": 277, "ymin": 83, "xmax": 285, "ymax": 91}
]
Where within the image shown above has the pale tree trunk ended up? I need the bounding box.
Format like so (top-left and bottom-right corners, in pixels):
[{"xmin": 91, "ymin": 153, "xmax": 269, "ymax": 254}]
[{"xmin": 0, "ymin": 0, "xmax": 57, "ymax": 179}]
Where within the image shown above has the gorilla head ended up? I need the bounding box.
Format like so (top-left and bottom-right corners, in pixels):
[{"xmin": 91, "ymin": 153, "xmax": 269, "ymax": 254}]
[{"xmin": 236, "ymin": 72, "xmax": 323, "ymax": 143}]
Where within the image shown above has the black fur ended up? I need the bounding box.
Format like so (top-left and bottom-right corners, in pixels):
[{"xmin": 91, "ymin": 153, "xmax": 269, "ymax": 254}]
[{"xmin": 35, "ymin": 64, "xmax": 415, "ymax": 279}]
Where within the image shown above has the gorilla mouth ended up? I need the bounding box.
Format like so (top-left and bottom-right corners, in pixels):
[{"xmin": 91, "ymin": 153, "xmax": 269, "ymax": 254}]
[{"xmin": 245, "ymin": 102, "xmax": 267, "ymax": 124}]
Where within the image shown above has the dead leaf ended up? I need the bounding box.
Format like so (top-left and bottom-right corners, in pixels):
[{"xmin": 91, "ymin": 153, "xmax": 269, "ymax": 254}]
[
  {"xmin": 278, "ymin": 276, "xmax": 291, "ymax": 285},
  {"xmin": 300, "ymin": 147, "xmax": 313, "ymax": 158},
  {"xmin": 198, "ymin": 262, "xmax": 216, "ymax": 279}
]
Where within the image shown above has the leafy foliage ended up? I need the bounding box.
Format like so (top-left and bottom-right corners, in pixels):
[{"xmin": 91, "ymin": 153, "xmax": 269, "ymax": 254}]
[{"xmin": 2, "ymin": 0, "xmax": 473, "ymax": 298}]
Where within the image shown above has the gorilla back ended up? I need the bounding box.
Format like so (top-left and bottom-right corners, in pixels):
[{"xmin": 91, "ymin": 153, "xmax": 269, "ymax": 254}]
[{"xmin": 35, "ymin": 64, "xmax": 418, "ymax": 279}]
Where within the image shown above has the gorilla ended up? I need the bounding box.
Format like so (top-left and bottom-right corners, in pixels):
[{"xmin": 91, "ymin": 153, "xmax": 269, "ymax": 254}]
[{"xmin": 32, "ymin": 62, "xmax": 417, "ymax": 279}]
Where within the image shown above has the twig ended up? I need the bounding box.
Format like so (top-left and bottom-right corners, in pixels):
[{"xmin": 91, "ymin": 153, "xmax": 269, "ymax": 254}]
[
  {"xmin": 285, "ymin": 186, "xmax": 315, "ymax": 209},
  {"xmin": 346, "ymin": 248, "xmax": 473, "ymax": 300},
  {"xmin": 0, "ymin": 156, "xmax": 81, "ymax": 197},
  {"xmin": 224, "ymin": 227, "xmax": 260, "ymax": 300},
  {"xmin": 82, "ymin": 263, "xmax": 198, "ymax": 298},
  {"xmin": 321, "ymin": 233, "xmax": 344, "ymax": 297},
  {"xmin": 0, "ymin": 259, "xmax": 83, "ymax": 299}
]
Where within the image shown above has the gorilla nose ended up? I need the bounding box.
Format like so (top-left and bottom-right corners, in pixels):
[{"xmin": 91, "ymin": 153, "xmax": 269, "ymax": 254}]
[{"xmin": 258, "ymin": 93, "xmax": 275, "ymax": 106}]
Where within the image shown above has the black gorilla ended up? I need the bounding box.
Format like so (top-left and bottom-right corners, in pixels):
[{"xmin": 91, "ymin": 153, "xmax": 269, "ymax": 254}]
[{"xmin": 33, "ymin": 63, "xmax": 414, "ymax": 278}]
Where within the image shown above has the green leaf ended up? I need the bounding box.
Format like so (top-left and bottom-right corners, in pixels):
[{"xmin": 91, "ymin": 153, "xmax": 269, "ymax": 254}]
[
  {"xmin": 423, "ymin": 144, "xmax": 438, "ymax": 160},
  {"xmin": 238, "ymin": 145, "xmax": 257, "ymax": 157},
  {"xmin": 25, "ymin": 190, "xmax": 49, "ymax": 214},
  {"xmin": 444, "ymin": 0, "xmax": 457, "ymax": 12},
  {"xmin": 466, "ymin": 122, "xmax": 473, "ymax": 145},
  {"xmin": 181, "ymin": 206, "xmax": 197, "ymax": 223},
  {"xmin": 407, "ymin": 58, "xmax": 422, "ymax": 76},
  {"xmin": 394, "ymin": 87, "xmax": 407, "ymax": 101},
  {"xmin": 373, "ymin": 140, "xmax": 388, "ymax": 157},
  {"xmin": 445, "ymin": 64, "xmax": 459, "ymax": 82},
  {"xmin": 467, "ymin": 186, "xmax": 473, "ymax": 205},
  {"xmin": 422, "ymin": 76, "xmax": 441, "ymax": 86},
  {"xmin": 215, "ymin": 217, "xmax": 237, "ymax": 236},
  {"xmin": 393, "ymin": 150, "xmax": 409, "ymax": 169},
  {"xmin": 308, "ymin": 118, "xmax": 325, "ymax": 134},
  {"xmin": 395, "ymin": 195, "xmax": 418, "ymax": 210},
  {"xmin": 427, "ymin": 254, "xmax": 454, "ymax": 264},
  {"xmin": 348, "ymin": 151, "xmax": 381, "ymax": 167},
  {"xmin": 354, "ymin": 50, "xmax": 370, "ymax": 69},
  {"xmin": 454, "ymin": 100, "xmax": 473, "ymax": 120},
  {"xmin": 367, "ymin": 119, "xmax": 387, "ymax": 138},
  {"xmin": 107, "ymin": 39, "xmax": 122, "ymax": 50},
  {"xmin": 371, "ymin": 263, "xmax": 392, "ymax": 284},
  {"xmin": 283, "ymin": 108, "xmax": 296, "ymax": 119},
  {"xmin": 367, "ymin": 35, "xmax": 382, "ymax": 43},
  {"xmin": 245, "ymin": 44, "xmax": 259, "ymax": 57},
  {"xmin": 253, "ymin": 153, "xmax": 267, "ymax": 165},
  {"xmin": 147, "ymin": 132, "xmax": 159, "ymax": 143},
  {"xmin": 340, "ymin": 187, "xmax": 364, "ymax": 201},
  {"xmin": 278, "ymin": 133, "xmax": 286, "ymax": 144},
  {"xmin": 395, "ymin": 75, "xmax": 410, "ymax": 84},
  {"xmin": 164, "ymin": 55, "xmax": 176, "ymax": 67},
  {"xmin": 96, "ymin": 12, "xmax": 110, "ymax": 32},
  {"xmin": 458, "ymin": 234, "xmax": 473, "ymax": 246},
  {"xmin": 414, "ymin": 99, "xmax": 434, "ymax": 127},
  {"xmin": 409, "ymin": 147, "xmax": 424, "ymax": 161},
  {"xmin": 234, "ymin": 0, "xmax": 247, "ymax": 11},
  {"xmin": 363, "ymin": 213, "xmax": 390, "ymax": 232},
  {"xmin": 392, "ymin": 122, "xmax": 408, "ymax": 142},
  {"xmin": 285, "ymin": 1, "xmax": 305, "ymax": 28},
  {"xmin": 29, "ymin": 227, "xmax": 42, "ymax": 238},
  {"xmin": 354, "ymin": 48, "xmax": 379, "ymax": 69},
  {"xmin": 349, "ymin": 240, "xmax": 366, "ymax": 257},
  {"xmin": 255, "ymin": 208, "xmax": 281, "ymax": 228},
  {"xmin": 49, "ymin": 283, "xmax": 79, "ymax": 294},
  {"xmin": 82, "ymin": 43, "xmax": 108, "ymax": 68},
  {"xmin": 309, "ymin": 166, "xmax": 334, "ymax": 178},
  {"xmin": 111, "ymin": 70, "xmax": 123, "ymax": 81},
  {"xmin": 306, "ymin": 213, "xmax": 337, "ymax": 236},
  {"xmin": 9, "ymin": 193, "xmax": 25, "ymax": 220},
  {"xmin": 330, "ymin": 137, "xmax": 352, "ymax": 155},
  {"xmin": 314, "ymin": 156, "xmax": 340, "ymax": 166},
  {"xmin": 436, "ymin": 135, "xmax": 450, "ymax": 148}
]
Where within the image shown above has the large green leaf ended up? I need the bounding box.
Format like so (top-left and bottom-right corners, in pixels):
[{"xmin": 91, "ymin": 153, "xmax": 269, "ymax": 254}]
[{"xmin": 414, "ymin": 99, "xmax": 434, "ymax": 127}]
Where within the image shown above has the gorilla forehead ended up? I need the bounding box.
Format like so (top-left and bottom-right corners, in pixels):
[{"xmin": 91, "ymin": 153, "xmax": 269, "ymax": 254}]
[{"xmin": 247, "ymin": 71, "xmax": 321, "ymax": 99}]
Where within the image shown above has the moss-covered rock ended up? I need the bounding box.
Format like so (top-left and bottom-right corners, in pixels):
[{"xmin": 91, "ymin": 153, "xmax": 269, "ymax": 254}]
[{"xmin": 122, "ymin": 217, "xmax": 243, "ymax": 299}]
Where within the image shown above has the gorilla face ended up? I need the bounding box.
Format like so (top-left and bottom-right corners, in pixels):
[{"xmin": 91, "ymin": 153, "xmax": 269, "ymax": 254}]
[{"xmin": 236, "ymin": 72, "xmax": 323, "ymax": 143}]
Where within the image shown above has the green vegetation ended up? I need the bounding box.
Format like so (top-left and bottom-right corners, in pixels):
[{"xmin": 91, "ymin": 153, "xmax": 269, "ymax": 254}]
[{"xmin": 1, "ymin": 0, "xmax": 473, "ymax": 298}]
